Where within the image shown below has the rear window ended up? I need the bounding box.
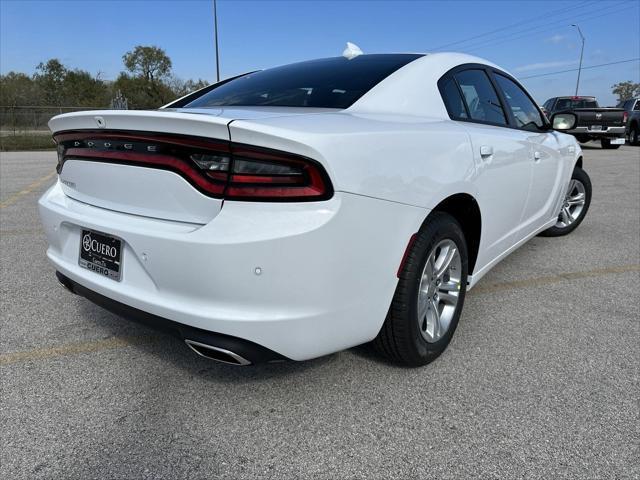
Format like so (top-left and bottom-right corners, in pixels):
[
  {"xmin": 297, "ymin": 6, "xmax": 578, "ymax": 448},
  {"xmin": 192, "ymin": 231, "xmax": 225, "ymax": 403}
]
[
  {"xmin": 183, "ymin": 54, "xmax": 423, "ymax": 109},
  {"xmin": 555, "ymin": 98, "xmax": 598, "ymax": 109}
]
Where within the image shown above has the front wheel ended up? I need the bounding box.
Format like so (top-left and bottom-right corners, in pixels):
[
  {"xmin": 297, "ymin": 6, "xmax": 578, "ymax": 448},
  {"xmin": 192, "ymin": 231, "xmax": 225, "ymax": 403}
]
[
  {"xmin": 373, "ymin": 212, "xmax": 468, "ymax": 366},
  {"xmin": 539, "ymin": 167, "xmax": 592, "ymax": 237},
  {"xmin": 601, "ymin": 138, "xmax": 621, "ymax": 149}
]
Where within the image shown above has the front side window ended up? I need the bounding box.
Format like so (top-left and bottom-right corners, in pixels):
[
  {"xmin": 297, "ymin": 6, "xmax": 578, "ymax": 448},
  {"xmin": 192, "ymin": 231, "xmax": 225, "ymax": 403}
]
[
  {"xmin": 494, "ymin": 74, "xmax": 545, "ymax": 131},
  {"xmin": 454, "ymin": 70, "xmax": 507, "ymax": 125}
]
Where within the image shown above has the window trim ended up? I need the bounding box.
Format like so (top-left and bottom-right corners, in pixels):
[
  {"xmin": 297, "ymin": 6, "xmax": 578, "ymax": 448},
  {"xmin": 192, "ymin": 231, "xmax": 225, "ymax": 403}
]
[
  {"xmin": 437, "ymin": 63, "xmax": 551, "ymax": 132},
  {"xmin": 440, "ymin": 77, "xmax": 470, "ymax": 120},
  {"xmin": 492, "ymin": 71, "xmax": 547, "ymax": 132},
  {"xmin": 438, "ymin": 65, "xmax": 509, "ymax": 128}
]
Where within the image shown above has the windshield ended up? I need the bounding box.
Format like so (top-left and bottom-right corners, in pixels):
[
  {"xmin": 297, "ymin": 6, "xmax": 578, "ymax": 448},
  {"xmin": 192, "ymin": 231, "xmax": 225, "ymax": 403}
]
[
  {"xmin": 183, "ymin": 54, "xmax": 423, "ymax": 109},
  {"xmin": 555, "ymin": 98, "xmax": 598, "ymax": 110}
]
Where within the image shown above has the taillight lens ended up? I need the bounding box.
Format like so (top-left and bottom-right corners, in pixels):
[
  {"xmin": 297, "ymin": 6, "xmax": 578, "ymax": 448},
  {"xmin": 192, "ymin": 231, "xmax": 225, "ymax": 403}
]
[
  {"xmin": 224, "ymin": 145, "xmax": 331, "ymax": 201},
  {"xmin": 623, "ymin": 112, "xmax": 628, "ymax": 123},
  {"xmin": 54, "ymin": 131, "xmax": 332, "ymax": 202}
]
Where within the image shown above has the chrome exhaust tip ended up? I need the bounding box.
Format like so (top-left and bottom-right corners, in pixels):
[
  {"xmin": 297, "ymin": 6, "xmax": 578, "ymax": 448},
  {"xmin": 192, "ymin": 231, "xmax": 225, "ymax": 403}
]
[
  {"xmin": 56, "ymin": 273, "xmax": 75, "ymax": 294},
  {"xmin": 184, "ymin": 339, "xmax": 251, "ymax": 366}
]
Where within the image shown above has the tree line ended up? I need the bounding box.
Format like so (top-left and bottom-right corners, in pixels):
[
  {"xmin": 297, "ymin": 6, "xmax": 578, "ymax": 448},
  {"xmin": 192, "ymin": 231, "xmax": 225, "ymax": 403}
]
[
  {"xmin": 0, "ymin": 45, "xmax": 209, "ymax": 109},
  {"xmin": 3, "ymin": 45, "xmax": 637, "ymax": 110},
  {"xmin": 611, "ymin": 81, "xmax": 640, "ymax": 103}
]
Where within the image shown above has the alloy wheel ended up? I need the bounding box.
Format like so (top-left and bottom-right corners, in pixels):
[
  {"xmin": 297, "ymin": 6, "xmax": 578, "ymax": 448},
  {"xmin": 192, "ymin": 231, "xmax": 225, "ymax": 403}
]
[
  {"xmin": 555, "ymin": 179, "xmax": 586, "ymax": 228},
  {"xmin": 416, "ymin": 239, "xmax": 462, "ymax": 343}
]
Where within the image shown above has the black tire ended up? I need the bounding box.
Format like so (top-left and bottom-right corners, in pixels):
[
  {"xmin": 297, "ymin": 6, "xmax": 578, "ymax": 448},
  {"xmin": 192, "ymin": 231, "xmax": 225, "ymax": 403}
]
[
  {"xmin": 601, "ymin": 138, "xmax": 621, "ymax": 149},
  {"xmin": 629, "ymin": 125, "xmax": 639, "ymax": 146},
  {"xmin": 373, "ymin": 212, "xmax": 468, "ymax": 366},
  {"xmin": 539, "ymin": 167, "xmax": 592, "ymax": 237}
]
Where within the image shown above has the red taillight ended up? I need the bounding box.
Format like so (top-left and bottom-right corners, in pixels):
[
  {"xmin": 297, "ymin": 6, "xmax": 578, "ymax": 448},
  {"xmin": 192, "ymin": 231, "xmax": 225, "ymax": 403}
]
[
  {"xmin": 53, "ymin": 131, "xmax": 332, "ymax": 202},
  {"xmin": 65, "ymin": 148, "xmax": 228, "ymax": 196},
  {"xmin": 225, "ymin": 145, "xmax": 331, "ymax": 201},
  {"xmin": 623, "ymin": 112, "xmax": 628, "ymax": 123}
]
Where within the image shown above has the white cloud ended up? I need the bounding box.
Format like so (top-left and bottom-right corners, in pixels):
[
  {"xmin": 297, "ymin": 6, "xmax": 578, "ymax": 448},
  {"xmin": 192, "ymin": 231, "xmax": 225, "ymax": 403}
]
[
  {"xmin": 546, "ymin": 34, "xmax": 567, "ymax": 44},
  {"xmin": 590, "ymin": 49, "xmax": 610, "ymax": 62},
  {"xmin": 514, "ymin": 60, "xmax": 577, "ymax": 73}
]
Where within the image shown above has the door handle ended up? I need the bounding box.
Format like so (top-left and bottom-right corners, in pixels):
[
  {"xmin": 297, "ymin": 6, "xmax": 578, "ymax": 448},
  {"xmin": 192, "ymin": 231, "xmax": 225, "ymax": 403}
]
[
  {"xmin": 533, "ymin": 151, "xmax": 542, "ymax": 161},
  {"xmin": 480, "ymin": 145, "xmax": 494, "ymax": 157}
]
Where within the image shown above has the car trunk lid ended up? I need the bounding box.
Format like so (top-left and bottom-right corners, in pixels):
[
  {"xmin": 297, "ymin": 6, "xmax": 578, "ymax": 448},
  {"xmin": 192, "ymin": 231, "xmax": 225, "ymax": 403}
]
[
  {"xmin": 50, "ymin": 110, "xmax": 233, "ymax": 224},
  {"xmin": 50, "ymin": 108, "xmax": 334, "ymax": 224}
]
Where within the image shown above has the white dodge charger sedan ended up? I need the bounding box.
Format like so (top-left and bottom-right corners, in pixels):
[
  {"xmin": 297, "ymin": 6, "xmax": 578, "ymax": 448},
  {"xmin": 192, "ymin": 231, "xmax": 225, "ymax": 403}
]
[{"xmin": 39, "ymin": 52, "xmax": 591, "ymax": 366}]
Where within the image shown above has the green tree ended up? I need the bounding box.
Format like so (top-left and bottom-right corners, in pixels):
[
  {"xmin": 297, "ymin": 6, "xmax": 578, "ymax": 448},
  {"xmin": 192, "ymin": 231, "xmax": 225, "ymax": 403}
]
[
  {"xmin": 112, "ymin": 73, "xmax": 174, "ymax": 109},
  {"xmin": 123, "ymin": 46, "xmax": 172, "ymax": 82},
  {"xmin": 612, "ymin": 81, "xmax": 640, "ymax": 102},
  {"xmin": 169, "ymin": 77, "xmax": 209, "ymax": 98},
  {"xmin": 117, "ymin": 46, "xmax": 175, "ymax": 108},
  {"xmin": 1, "ymin": 47, "xmax": 210, "ymax": 111},
  {"xmin": 0, "ymin": 72, "xmax": 37, "ymax": 106},
  {"xmin": 62, "ymin": 69, "xmax": 110, "ymax": 107},
  {"xmin": 33, "ymin": 59, "xmax": 67, "ymax": 106}
]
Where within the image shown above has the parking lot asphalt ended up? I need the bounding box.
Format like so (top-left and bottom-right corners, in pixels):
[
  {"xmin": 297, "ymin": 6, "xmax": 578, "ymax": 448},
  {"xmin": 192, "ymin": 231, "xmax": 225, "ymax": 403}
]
[{"xmin": 1, "ymin": 145, "xmax": 639, "ymax": 479}]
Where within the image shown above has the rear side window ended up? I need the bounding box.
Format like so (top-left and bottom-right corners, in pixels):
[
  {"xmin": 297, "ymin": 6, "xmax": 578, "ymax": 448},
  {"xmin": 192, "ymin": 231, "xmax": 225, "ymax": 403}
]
[
  {"xmin": 441, "ymin": 78, "xmax": 468, "ymax": 119},
  {"xmin": 494, "ymin": 74, "xmax": 544, "ymax": 131},
  {"xmin": 634, "ymin": 100, "xmax": 640, "ymax": 111},
  {"xmin": 183, "ymin": 54, "xmax": 423, "ymax": 109},
  {"xmin": 454, "ymin": 70, "xmax": 507, "ymax": 125}
]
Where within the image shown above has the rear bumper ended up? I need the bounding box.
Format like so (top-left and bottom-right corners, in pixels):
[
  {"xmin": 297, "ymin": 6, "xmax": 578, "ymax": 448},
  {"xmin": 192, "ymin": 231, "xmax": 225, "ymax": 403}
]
[
  {"xmin": 56, "ymin": 271, "xmax": 286, "ymax": 364},
  {"xmin": 39, "ymin": 180, "xmax": 428, "ymax": 361},
  {"xmin": 568, "ymin": 126, "xmax": 626, "ymax": 137}
]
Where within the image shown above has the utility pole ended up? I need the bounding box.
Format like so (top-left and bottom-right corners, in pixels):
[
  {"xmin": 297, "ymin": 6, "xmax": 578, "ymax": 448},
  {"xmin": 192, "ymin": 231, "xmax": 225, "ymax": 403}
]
[
  {"xmin": 213, "ymin": 0, "xmax": 220, "ymax": 82},
  {"xmin": 571, "ymin": 24, "xmax": 585, "ymax": 96}
]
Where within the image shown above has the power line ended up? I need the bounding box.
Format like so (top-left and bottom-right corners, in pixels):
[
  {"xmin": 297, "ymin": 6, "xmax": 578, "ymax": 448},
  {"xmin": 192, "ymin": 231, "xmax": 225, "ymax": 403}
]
[
  {"xmin": 431, "ymin": 0, "xmax": 599, "ymax": 51},
  {"xmin": 463, "ymin": 1, "xmax": 628, "ymax": 53},
  {"xmin": 518, "ymin": 58, "xmax": 640, "ymax": 79}
]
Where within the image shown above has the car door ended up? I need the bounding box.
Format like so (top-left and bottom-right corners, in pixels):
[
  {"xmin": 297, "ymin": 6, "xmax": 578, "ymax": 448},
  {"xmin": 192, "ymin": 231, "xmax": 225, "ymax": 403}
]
[
  {"xmin": 440, "ymin": 67, "xmax": 533, "ymax": 266},
  {"xmin": 492, "ymin": 72, "xmax": 567, "ymax": 234}
]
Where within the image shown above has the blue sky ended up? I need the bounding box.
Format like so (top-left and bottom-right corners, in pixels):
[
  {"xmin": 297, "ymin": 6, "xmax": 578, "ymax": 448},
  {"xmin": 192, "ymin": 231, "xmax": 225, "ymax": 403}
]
[{"xmin": 1, "ymin": 0, "xmax": 639, "ymax": 105}]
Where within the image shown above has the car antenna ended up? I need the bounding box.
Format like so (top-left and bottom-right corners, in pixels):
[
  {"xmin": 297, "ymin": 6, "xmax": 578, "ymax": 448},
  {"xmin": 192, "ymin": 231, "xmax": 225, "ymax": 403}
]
[{"xmin": 342, "ymin": 42, "xmax": 363, "ymax": 60}]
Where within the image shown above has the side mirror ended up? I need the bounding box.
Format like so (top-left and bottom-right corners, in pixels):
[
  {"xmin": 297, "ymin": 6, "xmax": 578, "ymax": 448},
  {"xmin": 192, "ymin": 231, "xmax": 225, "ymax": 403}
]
[{"xmin": 551, "ymin": 113, "xmax": 577, "ymax": 131}]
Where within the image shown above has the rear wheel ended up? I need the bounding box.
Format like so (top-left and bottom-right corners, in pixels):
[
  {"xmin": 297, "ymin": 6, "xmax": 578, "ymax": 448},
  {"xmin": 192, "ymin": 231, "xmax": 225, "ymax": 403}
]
[
  {"xmin": 539, "ymin": 167, "xmax": 591, "ymax": 237},
  {"xmin": 373, "ymin": 212, "xmax": 468, "ymax": 366},
  {"xmin": 629, "ymin": 125, "xmax": 639, "ymax": 146},
  {"xmin": 601, "ymin": 138, "xmax": 621, "ymax": 149}
]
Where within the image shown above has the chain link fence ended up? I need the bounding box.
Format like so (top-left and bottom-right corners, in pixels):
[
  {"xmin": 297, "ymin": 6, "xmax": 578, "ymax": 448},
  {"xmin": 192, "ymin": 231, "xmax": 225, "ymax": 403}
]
[
  {"xmin": 0, "ymin": 106, "xmax": 106, "ymax": 150},
  {"xmin": 0, "ymin": 106, "xmax": 104, "ymax": 136}
]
